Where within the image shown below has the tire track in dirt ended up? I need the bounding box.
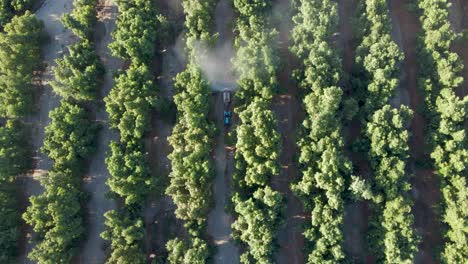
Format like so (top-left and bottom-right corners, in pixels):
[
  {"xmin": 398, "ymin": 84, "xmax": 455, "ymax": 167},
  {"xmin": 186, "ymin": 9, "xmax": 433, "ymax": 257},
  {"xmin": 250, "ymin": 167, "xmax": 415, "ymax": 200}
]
[
  {"xmin": 388, "ymin": 1, "xmax": 443, "ymax": 263},
  {"xmin": 270, "ymin": 1, "xmax": 305, "ymax": 264},
  {"xmin": 449, "ymin": 0, "xmax": 468, "ymax": 97},
  {"xmin": 143, "ymin": 0, "xmax": 185, "ymax": 261},
  {"xmin": 18, "ymin": 1, "xmax": 75, "ymax": 263},
  {"xmin": 206, "ymin": 0, "xmax": 240, "ymax": 263},
  {"xmin": 339, "ymin": 0, "xmax": 373, "ymax": 262},
  {"xmin": 78, "ymin": 1, "xmax": 121, "ymax": 262}
]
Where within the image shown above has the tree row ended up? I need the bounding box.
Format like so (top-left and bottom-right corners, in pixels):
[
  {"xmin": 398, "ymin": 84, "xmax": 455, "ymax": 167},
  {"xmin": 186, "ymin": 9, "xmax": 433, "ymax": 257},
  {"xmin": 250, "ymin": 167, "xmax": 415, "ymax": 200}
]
[
  {"xmin": 417, "ymin": 0, "xmax": 467, "ymax": 262},
  {"xmin": 23, "ymin": 1, "xmax": 103, "ymax": 263},
  {"xmin": 350, "ymin": 0, "xmax": 418, "ymax": 262},
  {"xmin": 166, "ymin": 0, "xmax": 217, "ymax": 262},
  {"xmin": 230, "ymin": 1, "xmax": 283, "ymax": 263},
  {"xmin": 102, "ymin": 0, "xmax": 159, "ymax": 262},
  {"xmin": 290, "ymin": 0, "xmax": 353, "ymax": 262},
  {"xmin": 0, "ymin": 11, "xmax": 43, "ymax": 262},
  {"xmin": 0, "ymin": 0, "xmax": 33, "ymax": 27}
]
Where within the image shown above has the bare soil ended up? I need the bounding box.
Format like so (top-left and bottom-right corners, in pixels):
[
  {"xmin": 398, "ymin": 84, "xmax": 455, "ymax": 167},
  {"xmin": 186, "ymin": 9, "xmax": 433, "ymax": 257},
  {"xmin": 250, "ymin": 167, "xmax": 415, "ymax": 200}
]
[
  {"xmin": 269, "ymin": 1, "xmax": 306, "ymax": 264},
  {"xmin": 206, "ymin": 0, "xmax": 240, "ymax": 263},
  {"xmin": 389, "ymin": 1, "xmax": 443, "ymax": 263},
  {"xmin": 143, "ymin": 0, "xmax": 186, "ymax": 261},
  {"xmin": 449, "ymin": 0, "xmax": 468, "ymax": 97},
  {"xmin": 207, "ymin": 94, "xmax": 240, "ymax": 264},
  {"xmin": 18, "ymin": 1, "xmax": 75, "ymax": 263},
  {"xmin": 339, "ymin": 0, "xmax": 374, "ymax": 263},
  {"xmin": 77, "ymin": 1, "xmax": 122, "ymax": 262}
]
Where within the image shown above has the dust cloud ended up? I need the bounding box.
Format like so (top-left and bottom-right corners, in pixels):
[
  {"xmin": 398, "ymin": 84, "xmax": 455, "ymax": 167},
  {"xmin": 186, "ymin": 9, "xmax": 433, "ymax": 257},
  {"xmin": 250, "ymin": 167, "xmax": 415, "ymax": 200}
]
[
  {"xmin": 172, "ymin": 35, "xmax": 237, "ymax": 92},
  {"xmin": 194, "ymin": 41, "xmax": 238, "ymax": 91}
]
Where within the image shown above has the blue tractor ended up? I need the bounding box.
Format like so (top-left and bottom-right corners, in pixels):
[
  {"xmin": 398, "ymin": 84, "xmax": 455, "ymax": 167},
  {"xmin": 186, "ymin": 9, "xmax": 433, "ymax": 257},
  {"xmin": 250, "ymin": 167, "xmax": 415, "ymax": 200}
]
[
  {"xmin": 223, "ymin": 90, "xmax": 232, "ymax": 127},
  {"xmin": 224, "ymin": 110, "xmax": 231, "ymax": 126}
]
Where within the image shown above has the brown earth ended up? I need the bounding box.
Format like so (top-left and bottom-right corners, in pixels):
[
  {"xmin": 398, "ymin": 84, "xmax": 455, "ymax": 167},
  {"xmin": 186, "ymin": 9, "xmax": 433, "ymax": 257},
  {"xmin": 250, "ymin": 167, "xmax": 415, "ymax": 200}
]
[
  {"xmin": 450, "ymin": 0, "xmax": 468, "ymax": 97},
  {"xmin": 389, "ymin": 0, "xmax": 443, "ymax": 263},
  {"xmin": 206, "ymin": 0, "xmax": 241, "ymax": 263},
  {"xmin": 339, "ymin": 0, "xmax": 374, "ymax": 263},
  {"xmin": 143, "ymin": 0, "xmax": 185, "ymax": 261},
  {"xmin": 78, "ymin": 1, "xmax": 121, "ymax": 262},
  {"xmin": 18, "ymin": 1, "xmax": 75, "ymax": 263},
  {"xmin": 270, "ymin": 1, "xmax": 306, "ymax": 264}
]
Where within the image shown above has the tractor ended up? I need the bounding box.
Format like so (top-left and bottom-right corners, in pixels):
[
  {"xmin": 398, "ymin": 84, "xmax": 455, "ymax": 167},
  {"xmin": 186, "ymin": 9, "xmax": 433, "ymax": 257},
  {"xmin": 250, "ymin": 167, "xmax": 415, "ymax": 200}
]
[{"xmin": 223, "ymin": 89, "xmax": 232, "ymax": 126}]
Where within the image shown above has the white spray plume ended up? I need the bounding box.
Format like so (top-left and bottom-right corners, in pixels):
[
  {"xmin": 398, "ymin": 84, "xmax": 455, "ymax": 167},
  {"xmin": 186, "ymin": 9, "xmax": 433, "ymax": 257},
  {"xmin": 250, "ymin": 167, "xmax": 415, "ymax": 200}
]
[{"xmin": 194, "ymin": 41, "xmax": 238, "ymax": 92}]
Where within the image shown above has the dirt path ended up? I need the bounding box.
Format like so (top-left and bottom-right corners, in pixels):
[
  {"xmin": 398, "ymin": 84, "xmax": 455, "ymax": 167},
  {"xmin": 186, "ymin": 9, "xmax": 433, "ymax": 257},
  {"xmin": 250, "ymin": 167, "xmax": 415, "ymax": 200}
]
[
  {"xmin": 205, "ymin": 0, "xmax": 240, "ymax": 263},
  {"xmin": 339, "ymin": 0, "xmax": 375, "ymax": 262},
  {"xmin": 207, "ymin": 94, "xmax": 239, "ymax": 264},
  {"xmin": 449, "ymin": 0, "xmax": 468, "ymax": 97},
  {"xmin": 77, "ymin": 1, "xmax": 121, "ymax": 262},
  {"xmin": 144, "ymin": 45, "xmax": 182, "ymax": 261},
  {"xmin": 269, "ymin": 1, "xmax": 305, "ymax": 264},
  {"xmin": 388, "ymin": 1, "xmax": 443, "ymax": 263},
  {"xmin": 143, "ymin": 0, "xmax": 185, "ymax": 260},
  {"xmin": 17, "ymin": 1, "xmax": 75, "ymax": 263}
]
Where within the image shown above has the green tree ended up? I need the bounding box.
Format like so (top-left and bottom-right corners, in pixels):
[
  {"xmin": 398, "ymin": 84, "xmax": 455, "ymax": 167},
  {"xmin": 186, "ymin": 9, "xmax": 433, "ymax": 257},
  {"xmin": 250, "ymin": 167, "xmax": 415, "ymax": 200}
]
[
  {"xmin": 167, "ymin": 65, "xmax": 215, "ymax": 234},
  {"xmin": 23, "ymin": 170, "xmax": 84, "ymax": 264},
  {"xmin": 51, "ymin": 40, "xmax": 104, "ymax": 101},
  {"xmin": 42, "ymin": 101, "xmax": 99, "ymax": 172},
  {"xmin": 62, "ymin": 0, "xmax": 97, "ymax": 39},
  {"xmin": 101, "ymin": 209, "xmax": 146, "ymax": 264},
  {"xmin": 166, "ymin": 237, "xmax": 209, "ymax": 264},
  {"xmin": 105, "ymin": 63, "xmax": 158, "ymax": 141},
  {"xmin": 0, "ymin": 11, "xmax": 44, "ymax": 117},
  {"xmin": 109, "ymin": 0, "xmax": 158, "ymax": 62},
  {"xmin": 231, "ymin": 187, "xmax": 283, "ymax": 264}
]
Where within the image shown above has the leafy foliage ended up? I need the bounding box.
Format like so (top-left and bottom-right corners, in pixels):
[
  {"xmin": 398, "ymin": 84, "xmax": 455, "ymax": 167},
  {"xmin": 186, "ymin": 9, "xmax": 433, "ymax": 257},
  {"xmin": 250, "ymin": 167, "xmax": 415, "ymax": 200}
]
[
  {"xmin": 42, "ymin": 101, "xmax": 99, "ymax": 172},
  {"xmin": 417, "ymin": 1, "xmax": 468, "ymax": 262},
  {"xmin": 231, "ymin": 186, "xmax": 283, "ymax": 263},
  {"xmin": 165, "ymin": 1, "xmax": 216, "ymax": 262},
  {"xmin": 0, "ymin": 0, "xmax": 33, "ymax": 27},
  {"xmin": 230, "ymin": 1, "xmax": 283, "ymax": 263},
  {"xmin": 62, "ymin": 0, "xmax": 97, "ymax": 39},
  {"xmin": 167, "ymin": 65, "xmax": 215, "ymax": 234},
  {"xmin": 364, "ymin": 106, "xmax": 419, "ymax": 263},
  {"xmin": 353, "ymin": 0, "xmax": 403, "ymax": 119},
  {"xmin": 235, "ymin": 99, "xmax": 280, "ymax": 187},
  {"xmin": 0, "ymin": 121, "xmax": 29, "ymax": 262},
  {"xmin": 23, "ymin": 1, "xmax": 102, "ymax": 262},
  {"xmin": 166, "ymin": 237, "xmax": 210, "ymax": 264},
  {"xmin": 350, "ymin": 1, "xmax": 419, "ymax": 262},
  {"xmin": 23, "ymin": 170, "xmax": 84, "ymax": 264},
  {"xmin": 101, "ymin": 209, "xmax": 146, "ymax": 264},
  {"xmin": 51, "ymin": 40, "xmax": 104, "ymax": 101},
  {"xmin": 106, "ymin": 141, "xmax": 152, "ymax": 206},
  {"xmin": 102, "ymin": 0, "xmax": 160, "ymax": 261},
  {"xmin": 0, "ymin": 12, "xmax": 44, "ymax": 117},
  {"xmin": 109, "ymin": 0, "xmax": 158, "ymax": 63},
  {"xmin": 0, "ymin": 9, "xmax": 41, "ymax": 263},
  {"xmin": 181, "ymin": 0, "xmax": 217, "ymax": 45},
  {"xmin": 105, "ymin": 63, "xmax": 157, "ymax": 142},
  {"xmin": 289, "ymin": 1, "xmax": 352, "ymax": 262},
  {"xmin": 24, "ymin": 102, "xmax": 98, "ymax": 263}
]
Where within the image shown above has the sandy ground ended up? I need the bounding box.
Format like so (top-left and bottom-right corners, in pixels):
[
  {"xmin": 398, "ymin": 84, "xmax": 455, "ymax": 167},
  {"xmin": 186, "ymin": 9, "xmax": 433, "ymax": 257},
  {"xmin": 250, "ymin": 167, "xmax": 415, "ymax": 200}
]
[
  {"xmin": 17, "ymin": 1, "xmax": 75, "ymax": 263},
  {"xmin": 76, "ymin": 1, "xmax": 121, "ymax": 263},
  {"xmin": 269, "ymin": 1, "xmax": 305, "ymax": 264},
  {"xmin": 206, "ymin": 0, "xmax": 240, "ymax": 263}
]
